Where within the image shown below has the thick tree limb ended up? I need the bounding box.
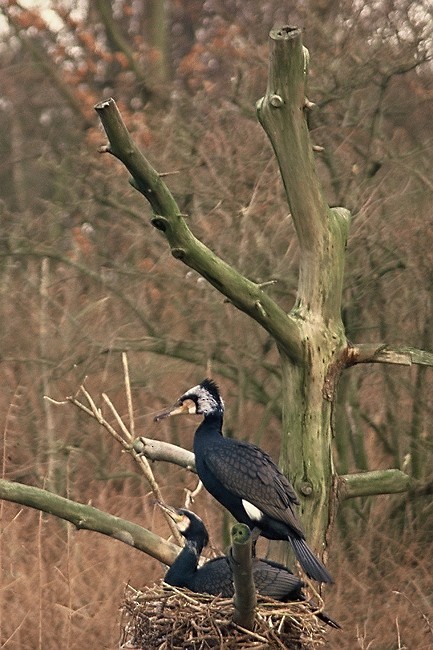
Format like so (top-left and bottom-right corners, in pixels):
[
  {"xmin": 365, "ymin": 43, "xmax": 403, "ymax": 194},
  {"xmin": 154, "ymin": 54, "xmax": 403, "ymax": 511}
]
[
  {"xmin": 94, "ymin": 98, "xmax": 304, "ymax": 363},
  {"xmin": 133, "ymin": 438, "xmax": 418, "ymax": 504},
  {"xmin": 133, "ymin": 436, "xmax": 196, "ymax": 472},
  {"xmin": 256, "ymin": 27, "xmax": 351, "ymax": 320},
  {"xmin": 347, "ymin": 343, "xmax": 433, "ymax": 367},
  {"xmin": 0, "ymin": 479, "xmax": 179, "ymax": 565},
  {"xmin": 229, "ymin": 524, "xmax": 257, "ymax": 630},
  {"xmin": 339, "ymin": 469, "xmax": 411, "ymax": 499},
  {"xmin": 253, "ymin": 28, "xmax": 350, "ymax": 553}
]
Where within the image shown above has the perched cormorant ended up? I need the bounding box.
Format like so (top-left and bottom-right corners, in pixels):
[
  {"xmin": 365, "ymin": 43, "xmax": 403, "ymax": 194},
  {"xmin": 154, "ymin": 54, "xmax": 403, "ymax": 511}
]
[
  {"xmin": 159, "ymin": 503, "xmax": 340, "ymax": 629},
  {"xmin": 155, "ymin": 378, "xmax": 333, "ymax": 584}
]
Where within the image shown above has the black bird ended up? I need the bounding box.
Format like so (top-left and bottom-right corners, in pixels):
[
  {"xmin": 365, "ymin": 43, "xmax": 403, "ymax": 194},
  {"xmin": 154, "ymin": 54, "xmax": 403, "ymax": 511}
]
[
  {"xmin": 159, "ymin": 503, "xmax": 340, "ymax": 629},
  {"xmin": 154, "ymin": 378, "xmax": 333, "ymax": 584}
]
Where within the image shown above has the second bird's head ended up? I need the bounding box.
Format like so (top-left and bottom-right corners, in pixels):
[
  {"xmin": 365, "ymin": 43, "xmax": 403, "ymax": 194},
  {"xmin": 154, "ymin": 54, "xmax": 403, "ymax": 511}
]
[
  {"xmin": 157, "ymin": 502, "xmax": 209, "ymax": 547},
  {"xmin": 154, "ymin": 378, "xmax": 224, "ymax": 421}
]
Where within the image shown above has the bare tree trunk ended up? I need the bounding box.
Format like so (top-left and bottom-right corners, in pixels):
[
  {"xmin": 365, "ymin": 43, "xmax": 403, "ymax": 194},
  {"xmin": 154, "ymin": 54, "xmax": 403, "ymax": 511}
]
[{"xmin": 256, "ymin": 27, "xmax": 349, "ymax": 554}]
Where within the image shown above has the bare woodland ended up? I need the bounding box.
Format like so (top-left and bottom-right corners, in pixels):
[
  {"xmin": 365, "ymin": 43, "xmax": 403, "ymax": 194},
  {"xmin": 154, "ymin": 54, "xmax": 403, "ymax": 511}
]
[{"xmin": 0, "ymin": 1, "xmax": 432, "ymax": 649}]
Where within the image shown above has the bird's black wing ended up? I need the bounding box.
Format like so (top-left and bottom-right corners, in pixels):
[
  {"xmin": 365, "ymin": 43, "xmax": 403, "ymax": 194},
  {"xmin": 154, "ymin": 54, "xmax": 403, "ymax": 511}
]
[
  {"xmin": 252, "ymin": 559, "xmax": 304, "ymax": 600},
  {"xmin": 204, "ymin": 439, "xmax": 304, "ymax": 536},
  {"xmin": 190, "ymin": 557, "xmax": 233, "ymax": 597}
]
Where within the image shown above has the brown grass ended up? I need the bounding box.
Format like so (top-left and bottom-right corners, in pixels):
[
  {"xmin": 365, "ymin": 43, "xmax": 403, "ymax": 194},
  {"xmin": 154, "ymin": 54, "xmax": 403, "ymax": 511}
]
[
  {"xmin": 1, "ymin": 365, "xmax": 432, "ymax": 649},
  {"xmin": 1, "ymin": 481, "xmax": 432, "ymax": 649}
]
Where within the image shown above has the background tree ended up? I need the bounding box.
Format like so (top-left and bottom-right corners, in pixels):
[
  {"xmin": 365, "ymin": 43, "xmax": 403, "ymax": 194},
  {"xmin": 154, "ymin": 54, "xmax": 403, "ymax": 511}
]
[{"xmin": 0, "ymin": 1, "xmax": 432, "ymax": 648}]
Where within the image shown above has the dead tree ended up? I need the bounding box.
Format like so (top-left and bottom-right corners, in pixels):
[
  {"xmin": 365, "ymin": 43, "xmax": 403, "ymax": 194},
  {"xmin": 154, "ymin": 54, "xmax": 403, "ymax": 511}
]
[{"xmin": 94, "ymin": 27, "xmax": 431, "ymax": 563}]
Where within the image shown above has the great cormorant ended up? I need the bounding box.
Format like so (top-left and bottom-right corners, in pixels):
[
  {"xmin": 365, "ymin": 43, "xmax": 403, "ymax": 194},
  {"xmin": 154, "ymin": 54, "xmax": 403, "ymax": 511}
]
[
  {"xmin": 159, "ymin": 503, "xmax": 340, "ymax": 629},
  {"xmin": 154, "ymin": 378, "xmax": 333, "ymax": 584}
]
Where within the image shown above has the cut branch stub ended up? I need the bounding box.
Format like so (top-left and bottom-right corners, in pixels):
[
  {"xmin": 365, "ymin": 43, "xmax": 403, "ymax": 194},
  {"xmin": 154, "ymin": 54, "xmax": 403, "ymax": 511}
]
[
  {"xmin": 257, "ymin": 26, "xmax": 327, "ymax": 253},
  {"xmin": 257, "ymin": 28, "xmax": 351, "ymax": 321},
  {"xmin": 229, "ymin": 523, "xmax": 257, "ymax": 630},
  {"xmin": 339, "ymin": 469, "xmax": 412, "ymax": 499}
]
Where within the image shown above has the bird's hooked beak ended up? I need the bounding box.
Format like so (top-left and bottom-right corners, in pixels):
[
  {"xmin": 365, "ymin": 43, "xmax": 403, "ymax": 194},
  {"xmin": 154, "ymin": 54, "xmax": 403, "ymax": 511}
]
[
  {"xmin": 154, "ymin": 398, "xmax": 196, "ymax": 422},
  {"xmin": 157, "ymin": 501, "xmax": 183, "ymax": 524}
]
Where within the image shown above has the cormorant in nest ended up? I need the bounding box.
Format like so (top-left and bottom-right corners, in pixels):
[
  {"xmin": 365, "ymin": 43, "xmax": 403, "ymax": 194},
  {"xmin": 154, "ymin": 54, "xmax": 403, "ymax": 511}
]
[
  {"xmin": 159, "ymin": 503, "xmax": 340, "ymax": 629},
  {"xmin": 155, "ymin": 378, "xmax": 333, "ymax": 584}
]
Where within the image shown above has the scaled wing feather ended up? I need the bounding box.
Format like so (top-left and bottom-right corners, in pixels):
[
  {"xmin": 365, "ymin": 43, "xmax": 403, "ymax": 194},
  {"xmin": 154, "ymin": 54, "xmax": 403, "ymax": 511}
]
[{"xmin": 204, "ymin": 440, "xmax": 304, "ymax": 537}]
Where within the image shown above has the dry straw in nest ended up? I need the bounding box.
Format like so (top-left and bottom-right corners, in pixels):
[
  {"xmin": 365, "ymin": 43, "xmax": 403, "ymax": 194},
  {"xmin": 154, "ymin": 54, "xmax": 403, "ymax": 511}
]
[{"xmin": 119, "ymin": 582, "xmax": 327, "ymax": 649}]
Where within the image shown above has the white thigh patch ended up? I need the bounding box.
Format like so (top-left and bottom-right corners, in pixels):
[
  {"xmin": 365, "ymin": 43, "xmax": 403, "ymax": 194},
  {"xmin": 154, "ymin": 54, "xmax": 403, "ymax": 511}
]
[{"xmin": 242, "ymin": 499, "xmax": 263, "ymax": 522}]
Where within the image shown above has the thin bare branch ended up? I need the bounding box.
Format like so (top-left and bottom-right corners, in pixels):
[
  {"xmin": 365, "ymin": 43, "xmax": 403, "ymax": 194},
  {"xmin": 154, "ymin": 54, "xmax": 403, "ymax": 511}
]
[
  {"xmin": 122, "ymin": 353, "xmax": 135, "ymax": 439},
  {"xmin": 59, "ymin": 385, "xmax": 183, "ymax": 544}
]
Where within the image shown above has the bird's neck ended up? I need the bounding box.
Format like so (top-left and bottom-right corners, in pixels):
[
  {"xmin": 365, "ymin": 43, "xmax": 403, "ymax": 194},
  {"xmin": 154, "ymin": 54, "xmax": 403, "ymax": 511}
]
[
  {"xmin": 196, "ymin": 412, "xmax": 223, "ymax": 437},
  {"xmin": 165, "ymin": 541, "xmax": 201, "ymax": 587}
]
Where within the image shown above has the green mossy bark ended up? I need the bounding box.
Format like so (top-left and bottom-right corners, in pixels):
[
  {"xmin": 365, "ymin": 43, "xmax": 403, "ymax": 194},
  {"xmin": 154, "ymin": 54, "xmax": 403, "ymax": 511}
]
[
  {"xmin": 0, "ymin": 479, "xmax": 179, "ymax": 565},
  {"xmin": 257, "ymin": 27, "xmax": 350, "ymax": 555},
  {"xmin": 230, "ymin": 524, "xmax": 256, "ymax": 629}
]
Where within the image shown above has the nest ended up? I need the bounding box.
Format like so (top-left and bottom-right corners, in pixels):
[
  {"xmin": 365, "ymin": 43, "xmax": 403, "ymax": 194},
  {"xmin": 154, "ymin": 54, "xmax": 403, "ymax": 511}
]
[{"xmin": 119, "ymin": 582, "xmax": 328, "ymax": 649}]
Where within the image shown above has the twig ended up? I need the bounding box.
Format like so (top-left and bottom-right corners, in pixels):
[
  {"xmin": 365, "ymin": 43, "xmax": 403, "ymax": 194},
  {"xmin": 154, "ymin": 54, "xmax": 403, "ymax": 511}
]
[
  {"xmin": 122, "ymin": 352, "xmax": 135, "ymax": 439},
  {"xmin": 48, "ymin": 369, "xmax": 183, "ymax": 546},
  {"xmin": 184, "ymin": 479, "xmax": 203, "ymax": 509},
  {"xmin": 102, "ymin": 393, "xmax": 133, "ymax": 443},
  {"xmin": 392, "ymin": 590, "xmax": 433, "ymax": 638}
]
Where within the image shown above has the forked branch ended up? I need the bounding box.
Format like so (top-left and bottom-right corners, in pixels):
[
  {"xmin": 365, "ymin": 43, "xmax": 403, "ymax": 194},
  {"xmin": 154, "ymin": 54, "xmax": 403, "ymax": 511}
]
[{"xmin": 94, "ymin": 98, "xmax": 304, "ymax": 363}]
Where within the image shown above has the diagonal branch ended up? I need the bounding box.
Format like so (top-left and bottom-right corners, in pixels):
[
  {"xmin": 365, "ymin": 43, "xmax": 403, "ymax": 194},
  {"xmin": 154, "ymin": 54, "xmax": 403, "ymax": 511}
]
[
  {"xmin": 0, "ymin": 479, "xmax": 179, "ymax": 565},
  {"xmin": 94, "ymin": 98, "xmax": 304, "ymax": 363}
]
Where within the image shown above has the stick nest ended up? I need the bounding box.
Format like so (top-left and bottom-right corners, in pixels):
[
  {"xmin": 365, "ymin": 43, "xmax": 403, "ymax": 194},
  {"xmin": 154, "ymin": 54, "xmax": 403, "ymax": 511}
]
[{"xmin": 119, "ymin": 582, "xmax": 327, "ymax": 649}]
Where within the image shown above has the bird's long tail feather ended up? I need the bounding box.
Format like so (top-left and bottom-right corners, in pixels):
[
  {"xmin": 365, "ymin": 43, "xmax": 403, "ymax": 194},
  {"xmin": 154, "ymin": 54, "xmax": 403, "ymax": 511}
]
[
  {"xmin": 289, "ymin": 537, "xmax": 333, "ymax": 584},
  {"xmin": 298, "ymin": 595, "xmax": 341, "ymax": 629},
  {"xmin": 315, "ymin": 609, "xmax": 341, "ymax": 629}
]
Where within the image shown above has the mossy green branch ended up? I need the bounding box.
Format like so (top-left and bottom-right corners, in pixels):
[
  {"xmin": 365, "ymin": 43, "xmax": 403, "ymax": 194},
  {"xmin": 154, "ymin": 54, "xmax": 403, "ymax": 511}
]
[
  {"xmin": 0, "ymin": 479, "xmax": 178, "ymax": 566},
  {"xmin": 348, "ymin": 343, "xmax": 433, "ymax": 367},
  {"xmin": 94, "ymin": 98, "xmax": 304, "ymax": 363},
  {"xmin": 256, "ymin": 27, "xmax": 351, "ymax": 321},
  {"xmin": 339, "ymin": 469, "xmax": 411, "ymax": 499}
]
